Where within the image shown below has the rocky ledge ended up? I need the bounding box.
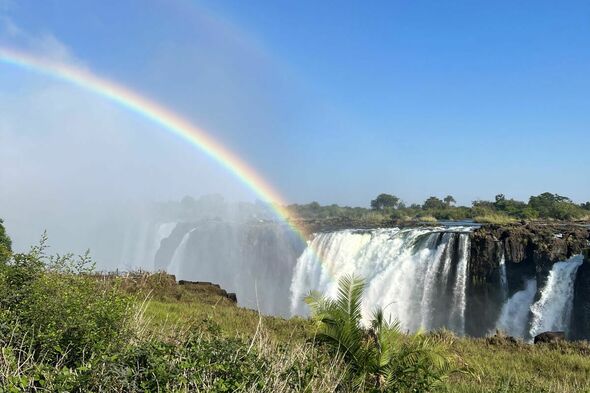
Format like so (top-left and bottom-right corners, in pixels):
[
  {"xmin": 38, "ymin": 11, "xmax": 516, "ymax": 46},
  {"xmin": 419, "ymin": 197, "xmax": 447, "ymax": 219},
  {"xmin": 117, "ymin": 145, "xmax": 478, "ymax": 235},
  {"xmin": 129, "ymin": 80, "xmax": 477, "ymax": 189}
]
[
  {"xmin": 466, "ymin": 223, "xmax": 590, "ymax": 337},
  {"xmin": 469, "ymin": 223, "xmax": 590, "ymax": 283}
]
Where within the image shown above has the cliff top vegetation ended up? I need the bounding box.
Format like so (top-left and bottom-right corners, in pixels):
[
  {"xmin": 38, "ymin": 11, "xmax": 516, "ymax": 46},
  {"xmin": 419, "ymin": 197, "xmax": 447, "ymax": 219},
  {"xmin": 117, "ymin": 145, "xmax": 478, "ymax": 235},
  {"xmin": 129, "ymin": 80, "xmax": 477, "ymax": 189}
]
[{"xmin": 286, "ymin": 192, "xmax": 590, "ymax": 226}]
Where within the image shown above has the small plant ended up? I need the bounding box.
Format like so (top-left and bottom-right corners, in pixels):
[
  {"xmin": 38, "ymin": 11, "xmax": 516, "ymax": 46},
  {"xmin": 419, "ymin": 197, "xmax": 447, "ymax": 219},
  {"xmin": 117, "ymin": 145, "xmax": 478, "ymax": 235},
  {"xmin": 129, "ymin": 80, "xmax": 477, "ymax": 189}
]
[{"xmin": 305, "ymin": 275, "xmax": 458, "ymax": 392}]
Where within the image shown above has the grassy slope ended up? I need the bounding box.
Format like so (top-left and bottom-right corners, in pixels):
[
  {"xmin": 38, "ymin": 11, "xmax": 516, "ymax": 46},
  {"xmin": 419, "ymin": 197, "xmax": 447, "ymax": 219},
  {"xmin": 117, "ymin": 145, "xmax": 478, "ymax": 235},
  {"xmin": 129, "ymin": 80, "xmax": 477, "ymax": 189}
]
[{"xmin": 134, "ymin": 277, "xmax": 590, "ymax": 393}]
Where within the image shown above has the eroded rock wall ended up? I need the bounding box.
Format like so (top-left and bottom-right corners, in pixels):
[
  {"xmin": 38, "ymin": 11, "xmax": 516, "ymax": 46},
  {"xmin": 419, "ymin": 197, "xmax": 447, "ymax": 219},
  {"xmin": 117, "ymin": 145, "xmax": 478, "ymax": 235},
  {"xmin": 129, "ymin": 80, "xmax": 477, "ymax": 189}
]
[{"xmin": 466, "ymin": 224, "xmax": 589, "ymax": 337}]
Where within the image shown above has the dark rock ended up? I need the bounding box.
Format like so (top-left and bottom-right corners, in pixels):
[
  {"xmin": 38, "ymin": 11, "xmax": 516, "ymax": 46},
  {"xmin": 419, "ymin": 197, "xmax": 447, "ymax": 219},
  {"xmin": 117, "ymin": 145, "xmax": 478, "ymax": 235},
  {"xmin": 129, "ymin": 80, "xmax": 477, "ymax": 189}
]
[
  {"xmin": 177, "ymin": 279, "xmax": 237, "ymax": 303},
  {"xmin": 534, "ymin": 331, "xmax": 565, "ymax": 344},
  {"xmin": 466, "ymin": 223, "xmax": 589, "ymax": 337},
  {"xmin": 571, "ymin": 249, "xmax": 590, "ymax": 340},
  {"xmin": 487, "ymin": 332, "xmax": 520, "ymax": 346}
]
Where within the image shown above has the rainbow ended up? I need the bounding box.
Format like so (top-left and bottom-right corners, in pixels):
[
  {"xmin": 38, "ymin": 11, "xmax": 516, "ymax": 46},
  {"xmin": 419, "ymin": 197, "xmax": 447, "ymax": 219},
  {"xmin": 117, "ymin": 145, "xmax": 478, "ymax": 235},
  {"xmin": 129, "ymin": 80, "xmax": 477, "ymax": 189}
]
[{"xmin": 0, "ymin": 46, "xmax": 307, "ymax": 235}]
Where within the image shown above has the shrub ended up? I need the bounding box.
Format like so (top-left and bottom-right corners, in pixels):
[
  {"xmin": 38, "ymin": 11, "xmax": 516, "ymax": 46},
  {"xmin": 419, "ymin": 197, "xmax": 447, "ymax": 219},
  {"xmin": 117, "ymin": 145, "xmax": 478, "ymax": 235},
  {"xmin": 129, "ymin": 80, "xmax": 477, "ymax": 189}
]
[
  {"xmin": 0, "ymin": 235, "xmax": 132, "ymax": 366},
  {"xmin": 305, "ymin": 275, "xmax": 458, "ymax": 392}
]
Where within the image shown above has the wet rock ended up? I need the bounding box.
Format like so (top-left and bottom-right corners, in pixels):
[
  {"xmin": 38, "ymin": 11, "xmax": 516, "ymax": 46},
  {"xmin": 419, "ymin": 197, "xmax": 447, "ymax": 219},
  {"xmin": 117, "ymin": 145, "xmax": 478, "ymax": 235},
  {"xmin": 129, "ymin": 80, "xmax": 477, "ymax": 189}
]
[
  {"xmin": 571, "ymin": 249, "xmax": 590, "ymax": 340},
  {"xmin": 178, "ymin": 280, "xmax": 238, "ymax": 303},
  {"xmin": 534, "ymin": 331, "xmax": 565, "ymax": 344},
  {"xmin": 466, "ymin": 223, "xmax": 589, "ymax": 337}
]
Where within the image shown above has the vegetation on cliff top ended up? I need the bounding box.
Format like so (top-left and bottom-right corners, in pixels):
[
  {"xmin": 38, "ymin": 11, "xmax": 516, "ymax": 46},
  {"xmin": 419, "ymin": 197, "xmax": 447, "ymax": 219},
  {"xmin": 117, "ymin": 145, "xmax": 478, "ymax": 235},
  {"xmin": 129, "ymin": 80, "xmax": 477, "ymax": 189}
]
[{"xmin": 287, "ymin": 192, "xmax": 590, "ymax": 225}]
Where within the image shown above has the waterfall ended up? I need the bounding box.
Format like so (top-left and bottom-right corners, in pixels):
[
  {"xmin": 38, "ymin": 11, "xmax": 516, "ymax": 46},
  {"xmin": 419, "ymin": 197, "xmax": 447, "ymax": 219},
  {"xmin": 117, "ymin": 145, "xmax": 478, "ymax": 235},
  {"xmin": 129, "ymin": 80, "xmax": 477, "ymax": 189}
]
[
  {"xmin": 167, "ymin": 228, "xmax": 195, "ymax": 278},
  {"xmin": 496, "ymin": 279, "xmax": 537, "ymax": 337},
  {"xmin": 495, "ymin": 254, "xmax": 583, "ymax": 338},
  {"xmin": 290, "ymin": 227, "xmax": 472, "ymax": 333},
  {"xmin": 449, "ymin": 234, "xmax": 469, "ymax": 334},
  {"xmin": 529, "ymin": 255, "xmax": 583, "ymax": 338},
  {"xmin": 158, "ymin": 221, "xmax": 306, "ymax": 315},
  {"xmin": 499, "ymin": 252, "xmax": 508, "ymax": 299}
]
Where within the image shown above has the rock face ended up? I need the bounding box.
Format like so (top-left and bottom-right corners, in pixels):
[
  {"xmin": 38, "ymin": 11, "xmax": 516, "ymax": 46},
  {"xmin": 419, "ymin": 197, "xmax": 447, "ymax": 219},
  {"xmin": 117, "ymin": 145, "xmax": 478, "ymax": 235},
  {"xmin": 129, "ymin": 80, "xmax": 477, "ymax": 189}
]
[
  {"xmin": 534, "ymin": 331, "xmax": 565, "ymax": 344},
  {"xmin": 466, "ymin": 224, "xmax": 590, "ymax": 337},
  {"xmin": 571, "ymin": 249, "xmax": 590, "ymax": 340},
  {"xmin": 178, "ymin": 280, "xmax": 238, "ymax": 303}
]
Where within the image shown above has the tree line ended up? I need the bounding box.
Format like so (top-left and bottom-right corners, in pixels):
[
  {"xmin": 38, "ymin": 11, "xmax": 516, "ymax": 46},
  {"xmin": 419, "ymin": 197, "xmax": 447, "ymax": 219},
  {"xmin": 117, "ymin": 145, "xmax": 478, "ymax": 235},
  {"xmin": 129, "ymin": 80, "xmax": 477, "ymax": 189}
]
[{"xmin": 287, "ymin": 192, "xmax": 590, "ymax": 223}]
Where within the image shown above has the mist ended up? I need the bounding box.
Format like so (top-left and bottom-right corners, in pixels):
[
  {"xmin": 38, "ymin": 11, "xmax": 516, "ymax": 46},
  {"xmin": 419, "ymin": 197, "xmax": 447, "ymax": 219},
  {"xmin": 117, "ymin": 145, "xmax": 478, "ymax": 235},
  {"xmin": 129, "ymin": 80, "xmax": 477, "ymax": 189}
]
[{"xmin": 0, "ymin": 8, "xmax": 310, "ymax": 264}]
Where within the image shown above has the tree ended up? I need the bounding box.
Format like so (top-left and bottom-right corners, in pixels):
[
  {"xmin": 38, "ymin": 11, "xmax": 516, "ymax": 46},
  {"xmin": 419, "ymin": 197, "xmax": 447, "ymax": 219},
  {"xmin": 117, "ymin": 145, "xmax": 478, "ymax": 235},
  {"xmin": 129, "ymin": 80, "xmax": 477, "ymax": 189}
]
[
  {"xmin": 528, "ymin": 192, "xmax": 583, "ymax": 220},
  {"xmin": 0, "ymin": 218, "xmax": 11, "ymax": 263},
  {"xmin": 370, "ymin": 194, "xmax": 400, "ymax": 211},
  {"xmin": 443, "ymin": 195, "xmax": 456, "ymax": 207},
  {"xmin": 423, "ymin": 196, "xmax": 446, "ymax": 210},
  {"xmin": 495, "ymin": 194, "xmax": 506, "ymax": 203},
  {"xmin": 305, "ymin": 275, "xmax": 458, "ymax": 391}
]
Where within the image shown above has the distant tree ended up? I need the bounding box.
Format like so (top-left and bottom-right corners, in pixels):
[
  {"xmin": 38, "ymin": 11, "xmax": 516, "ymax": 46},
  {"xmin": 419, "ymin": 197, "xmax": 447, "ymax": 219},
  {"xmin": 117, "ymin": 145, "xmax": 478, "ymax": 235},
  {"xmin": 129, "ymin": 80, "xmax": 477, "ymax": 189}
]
[
  {"xmin": 528, "ymin": 192, "xmax": 582, "ymax": 220},
  {"xmin": 443, "ymin": 195, "xmax": 456, "ymax": 207},
  {"xmin": 423, "ymin": 196, "xmax": 446, "ymax": 210},
  {"xmin": 409, "ymin": 203, "xmax": 422, "ymax": 210},
  {"xmin": 370, "ymin": 194, "xmax": 400, "ymax": 211},
  {"xmin": 493, "ymin": 194, "xmax": 528, "ymax": 217},
  {"xmin": 309, "ymin": 201, "xmax": 321, "ymax": 210},
  {"xmin": 0, "ymin": 218, "xmax": 12, "ymax": 263},
  {"xmin": 582, "ymin": 202, "xmax": 590, "ymax": 211}
]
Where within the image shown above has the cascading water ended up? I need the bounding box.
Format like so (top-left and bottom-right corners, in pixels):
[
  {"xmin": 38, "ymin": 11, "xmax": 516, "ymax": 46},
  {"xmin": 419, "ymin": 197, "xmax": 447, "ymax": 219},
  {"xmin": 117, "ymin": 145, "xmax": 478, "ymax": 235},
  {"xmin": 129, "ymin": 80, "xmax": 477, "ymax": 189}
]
[
  {"xmin": 499, "ymin": 252, "xmax": 508, "ymax": 299},
  {"xmin": 496, "ymin": 279, "xmax": 537, "ymax": 338},
  {"xmin": 168, "ymin": 228, "xmax": 196, "ymax": 277},
  {"xmin": 290, "ymin": 227, "xmax": 473, "ymax": 333},
  {"xmin": 120, "ymin": 220, "xmax": 176, "ymax": 270},
  {"xmin": 450, "ymin": 234, "xmax": 469, "ymax": 334},
  {"xmin": 529, "ymin": 255, "xmax": 583, "ymax": 338},
  {"xmin": 495, "ymin": 255, "xmax": 583, "ymax": 339}
]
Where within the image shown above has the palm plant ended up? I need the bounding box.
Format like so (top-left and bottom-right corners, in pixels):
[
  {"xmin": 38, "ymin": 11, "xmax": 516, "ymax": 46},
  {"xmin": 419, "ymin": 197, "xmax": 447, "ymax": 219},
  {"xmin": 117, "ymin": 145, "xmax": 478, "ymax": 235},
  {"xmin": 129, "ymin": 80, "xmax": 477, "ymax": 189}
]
[{"xmin": 305, "ymin": 275, "xmax": 457, "ymax": 392}]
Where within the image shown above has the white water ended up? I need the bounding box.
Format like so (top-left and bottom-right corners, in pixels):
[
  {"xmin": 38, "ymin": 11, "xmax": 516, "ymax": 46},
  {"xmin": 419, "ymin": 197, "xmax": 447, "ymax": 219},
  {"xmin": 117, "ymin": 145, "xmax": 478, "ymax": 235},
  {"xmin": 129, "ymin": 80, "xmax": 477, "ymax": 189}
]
[
  {"xmin": 290, "ymin": 227, "xmax": 473, "ymax": 332},
  {"xmin": 496, "ymin": 279, "xmax": 537, "ymax": 337},
  {"xmin": 167, "ymin": 228, "xmax": 195, "ymax": 277},
  {"xmin": 120, "ymin": 221, "xmax": 176, "ymax": 270},
  {"xmin": 495, "ymin": 254, "xmax": 583, "ymax": 338},
  {"xmin": 499, "ymin": 252, "xmax": 508, "ymax": 299},
  {"xmin": 450, "ymin": 234, "xmax": 469, "ymax": 334},
  {"xmin": 529, "ymin": 255, "xmax": 583, "ymax": 338}
]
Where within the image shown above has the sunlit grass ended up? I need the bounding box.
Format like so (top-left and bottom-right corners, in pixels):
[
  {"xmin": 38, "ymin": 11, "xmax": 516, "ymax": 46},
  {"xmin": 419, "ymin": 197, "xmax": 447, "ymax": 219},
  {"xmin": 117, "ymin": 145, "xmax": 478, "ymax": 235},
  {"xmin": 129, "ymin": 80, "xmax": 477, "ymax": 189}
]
[
  {"xmin": 138, "ymin": 284, "xmax": 590, "ymax": 393},
  {"xmin": 473, "ymin": 213, "xmax": 518, "ymax": 225}
]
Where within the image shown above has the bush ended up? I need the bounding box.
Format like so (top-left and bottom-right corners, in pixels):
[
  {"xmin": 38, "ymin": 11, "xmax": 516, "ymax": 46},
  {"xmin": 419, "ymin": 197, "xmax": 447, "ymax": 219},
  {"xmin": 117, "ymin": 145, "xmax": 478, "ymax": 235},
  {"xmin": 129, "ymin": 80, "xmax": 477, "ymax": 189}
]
[
  {"xmin": 0, "ymin": 235, "xmax": 132, "ymax": 367},
  {"xmin": 0, "ymin": 219, "xmax": 11, "ymax": 263},
  {"xmin": 305, "ymin": 275, "xmax": 459, "ymax": 392}
]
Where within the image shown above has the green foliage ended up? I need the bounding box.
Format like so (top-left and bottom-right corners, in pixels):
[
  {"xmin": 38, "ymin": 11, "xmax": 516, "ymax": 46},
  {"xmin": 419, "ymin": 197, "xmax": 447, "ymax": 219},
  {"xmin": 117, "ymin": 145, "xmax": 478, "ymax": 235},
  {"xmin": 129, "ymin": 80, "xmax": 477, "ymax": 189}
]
[
  {"xmin": 306, "ymin": 275, "xmax": 457, "ymax": 392},
  {"xmin": 423, "ymin": 196, "xmax": 447, "ymax": 211},
  {"xmin": 287, "ymin": 192, "xmax": 589, "ymax": 228},
  {"xmin": 0, "ymin": 218, "xmax": 11, "ymax": 263},
  {"xmin": 370, "ymin": 194, "xmax": 401, "ymax": 211},
  {"xmin": 443, "ymin": 195, "xmax": 456, "ymax": 207},
  {"xmin": 528, "ymin": 192, "xmax": 586, "ymax": 220},
  {"xmin": 0, "ymin": 235, "xmax": 132, "ymax": 367}
]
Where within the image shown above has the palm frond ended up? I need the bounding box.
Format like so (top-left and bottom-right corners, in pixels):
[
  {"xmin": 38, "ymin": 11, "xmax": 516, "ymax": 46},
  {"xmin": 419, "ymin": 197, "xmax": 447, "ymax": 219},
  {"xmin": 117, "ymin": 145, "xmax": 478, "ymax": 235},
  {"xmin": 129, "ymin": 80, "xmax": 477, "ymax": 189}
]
[{"xmin": 335, "ymin": 274, "xmax": 365, "ymax": 326}]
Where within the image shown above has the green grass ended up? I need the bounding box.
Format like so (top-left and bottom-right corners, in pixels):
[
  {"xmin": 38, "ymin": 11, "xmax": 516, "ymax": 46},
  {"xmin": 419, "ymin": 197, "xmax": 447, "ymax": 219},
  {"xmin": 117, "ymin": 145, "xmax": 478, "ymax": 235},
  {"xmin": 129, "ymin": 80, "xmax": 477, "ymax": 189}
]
[
  {"xmin": 144, "ymin": 299, "xmax": 313, "ymax": 343},
  {"xmin": 442, "ymin": 334, "xmax": 590, "ymax": 392},
  {"xmin": 473, "ymin": 213, "xmax": 518, "ymax": 225},
  {"xmin": 135, "ymin": 279, "xmax": 590, "ymax": 393}
]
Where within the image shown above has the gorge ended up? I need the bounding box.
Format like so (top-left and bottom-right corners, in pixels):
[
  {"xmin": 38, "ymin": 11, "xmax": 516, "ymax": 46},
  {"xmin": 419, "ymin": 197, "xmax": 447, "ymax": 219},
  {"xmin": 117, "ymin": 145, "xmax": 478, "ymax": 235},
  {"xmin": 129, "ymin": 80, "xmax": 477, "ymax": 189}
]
[{"xmin": 122, "ymin": 212, "xmax": 590, "ymax": 340}]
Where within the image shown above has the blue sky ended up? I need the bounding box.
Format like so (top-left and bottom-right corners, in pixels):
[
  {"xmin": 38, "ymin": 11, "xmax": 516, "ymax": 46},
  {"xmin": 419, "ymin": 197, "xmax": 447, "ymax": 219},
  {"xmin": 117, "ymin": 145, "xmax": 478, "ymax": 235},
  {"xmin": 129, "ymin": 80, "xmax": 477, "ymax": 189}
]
[{"xmin": 1, "ymin": 0, "xmax": 589, "ymax": 208}]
